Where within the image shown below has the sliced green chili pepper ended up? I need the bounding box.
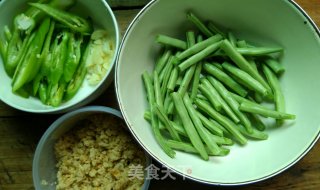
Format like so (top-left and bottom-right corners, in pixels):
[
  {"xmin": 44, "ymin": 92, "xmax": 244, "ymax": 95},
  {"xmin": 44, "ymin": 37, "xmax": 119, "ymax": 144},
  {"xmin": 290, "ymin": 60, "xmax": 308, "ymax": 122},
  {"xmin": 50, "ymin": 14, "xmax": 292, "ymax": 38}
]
[
  {"xmin": 64, "ymin": 33, "xmax": 83, "ymax": 82},
  {"xmin": 48, "ymin": 79, "xmax": 67, "ymax": 107},
  {"xmin": 5, "ymin": 16, "xmax": 24, "ymax": 77},
  {"xmin": 32, "ymin": 20, "xmax": 56, "ymax": 95},
  {"xmin": 49, "ymin": 30, "xmax": 70, "ymax": 86},
  {"xmin": 12, "ymin": 18, "xmax": 51, "ymax": 92},
  {"xmin": 4, "ymin": 25, "xmax": 12, "ymax": 41},
  {"xmin": 30, "ymin": 2, "xmax": 92, "ymax": 35},
  {"xmin": 0, "ymin": 37, "xmax": 7, "ymax": 61},
  {"xmin": 64, "ymin": 41, "xmax": 90, "ymax": 101},
  {"xmin": 22, "ymin": 0, "xmax": 75, "ymax": 34},
  {"xmin": 38, "ymin": 82, "xmax": 48, "ymax": 104}
]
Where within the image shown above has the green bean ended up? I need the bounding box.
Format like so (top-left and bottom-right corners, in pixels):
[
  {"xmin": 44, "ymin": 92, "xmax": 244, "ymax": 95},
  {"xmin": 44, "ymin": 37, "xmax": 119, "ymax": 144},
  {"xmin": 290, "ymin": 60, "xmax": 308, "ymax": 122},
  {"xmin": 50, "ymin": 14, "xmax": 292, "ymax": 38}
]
[
  {"xmin": 265, "ymin": 58, "xmax": 285, "ymax": 75},
  {"xmin": 167, "ymin": 101, "xmax": 174, "ymax": 115},
  {"xmin": 203, "ymin": 62, "xmax": 248, "ymax": 97},
  {"xmin": 230, "ymin": 91, "xmax": 257, "ymax": 105},
  {"xmin": 262, "ymin": 64, "xmax": 285, "ymax": 125},
  {"xmin": 144, "ymin": 111, "xmax": 186, "ymax": 137},
  {"xmin": 248, "ymin": 58, "xmax": 258, "ymax": 71},
  {"xmin": 168, "ymin": 116, "xmax": 233, "ymax": 145},
  {"xmin": 142, "ymin": 71, "xmax": 175, "ymax": 158},
  {"xmin": 227, "ymin": 31, "xmax": 237, "ymax": 47},
  {"xmin": 222, "ymin": 62, "xmax": 268, "ymax": 97},
  {"xmin": 153, "ymin": 71, "xmax": 164, "ymax": 109},
  {"xmin": 239, "ymin": 101, "xmax": 295, "ymax": 120},
  {"xmin": 201, "ymin": 78, "xmax": 240, "ymax": 123},
  {"xmin": 167, "ymin": 67, "xmax": 179, "ymax": 92},
  {"xmin": 208, "ymin": 76, "xmax": 253, "ymax": 133},
  {"xmin": 153, "ymin": 104, "xmax": 181, "ymax": 141},
  {"xmin": 190, "ymin": 63, "xmax": 202, "ymax": 101},
  {"xmin": 195, "ymin": 99, "xmax": 247, "ymax": 145},
  {"xmin": 175, "ymin": 31, "xmax": 197, "ymax": 98},
  {"xmin": 159, "ymin": 55, "xmax": 173, "ymax": 84},
  {"xmin": 166, "ymin": 140, "xmax": 230, "ymax": 156},
  {"xmin": 238, "ymin": 125, "xmax": 268, "ymax": 140},
  {"xmin": 186, "ymin": 30, "xmax": 196, "ymax": 48},
  {"xmin": 198, "ymin": 84, "xmax": 222, "ymax": 112},
  {"xmin": 196, "ymin": 93, "xmax": 208, "ymax": 101},
  {"xmin": 207, "ymin": 21, "xmax": 226, "ymax": 38},
  {"xmin": 197, "ymin": 34, "xmax": 204, "ymax": 43},
  {"xmin": 236, "ymin": 41, "xmax": 260, "ymax": 74},
  {"xmin": 253, "ymin": 92, "xmax": 264, "ymax": 103},
  {"xmin": 196, "ymin": 110, "xmax": 224, "ymax": 136},
  {"xmin": 156, "ymin": 34, "xmax": 187, "ymax": 50},
  {"xmin": 183, "ymin": 94, "xmax": 221, "ymax": 155},
  {"xmin": 209, "ymin": 118, "xmax": 232, "ymax": 137},
  {"xmin": 220, "ymin": 39, "xmax": 273, "ymax": 98},
  {"xmin": 236, "ymin": 40, "xmax": 247, "ymax": 48},
  {"xmin": 171, "ymin": 92, "xmax": 208, "ymax": 160},
  {"xmin": 155, "ymin": 49, "xmax": 172, "ymax": 74},
  {"xmin": 163, "ymin": 92, "xmax": 171, "ymax": 113},
  {"xmin": 160, "ymin": 56, "xmax": 174, "ymax": 97},
  {"xmin": 174, "ymin": 34, "xmax": 223, "ymax": 63},
  {"xmin": 237, "ymin": 47, "xmax": 283, "ymax": 56},
  {"xmin": 177, "ymin": 65, "xmax": 196, "ymax": 96},
  {"xmin": 186, "ymin": 12, "xmax": 213, "ymax": 37},
  {"xmin": 178, "ymin": 41, "xmax": 221, "ymax": 71},
  {"xmin": 247, "ymin": 113, "xmax": 266, "ymax": 131},
  {"xmin": 189, "ymin": 34, "xmax": 205, "ymax": 101},
  {"xmin": 144, "ymin": 110, "xmax": 151, "ymax": 121}
]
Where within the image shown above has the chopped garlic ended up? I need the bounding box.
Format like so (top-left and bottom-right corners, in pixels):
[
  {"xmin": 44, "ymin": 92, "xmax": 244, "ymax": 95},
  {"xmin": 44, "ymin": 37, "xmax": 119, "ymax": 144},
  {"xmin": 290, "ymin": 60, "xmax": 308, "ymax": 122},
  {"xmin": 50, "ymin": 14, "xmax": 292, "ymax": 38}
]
[{"xmin": 86, "ymin": 29, "xmax": 114, "ymax": 86}]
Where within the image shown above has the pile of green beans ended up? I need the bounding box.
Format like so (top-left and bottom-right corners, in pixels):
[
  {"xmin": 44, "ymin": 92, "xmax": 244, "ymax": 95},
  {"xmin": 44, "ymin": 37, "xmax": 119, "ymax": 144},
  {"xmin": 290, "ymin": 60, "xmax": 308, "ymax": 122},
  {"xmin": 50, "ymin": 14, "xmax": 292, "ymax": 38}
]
[
  {"xmin": 142, "ymin": 11, "xmax": 295, "ymax": 160},
  {"xmin": 0, "ymin": 0, "xmax": 93, "ymax": 107}
]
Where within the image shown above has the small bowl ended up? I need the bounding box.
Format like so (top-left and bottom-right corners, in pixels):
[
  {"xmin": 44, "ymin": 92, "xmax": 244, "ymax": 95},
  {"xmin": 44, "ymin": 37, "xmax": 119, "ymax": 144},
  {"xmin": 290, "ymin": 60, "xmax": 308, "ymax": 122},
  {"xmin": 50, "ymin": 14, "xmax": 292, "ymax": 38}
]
[
  {"xmin": 32, "ymin": 106, "xmax": 151, "ymax": 190},
  {"xmin": 0, "ymin": 0, "xmax": 120, "ymax": 114},
  {"xmin": 115, "ymin": 0, "xmax": 320, "ymax": 185}
]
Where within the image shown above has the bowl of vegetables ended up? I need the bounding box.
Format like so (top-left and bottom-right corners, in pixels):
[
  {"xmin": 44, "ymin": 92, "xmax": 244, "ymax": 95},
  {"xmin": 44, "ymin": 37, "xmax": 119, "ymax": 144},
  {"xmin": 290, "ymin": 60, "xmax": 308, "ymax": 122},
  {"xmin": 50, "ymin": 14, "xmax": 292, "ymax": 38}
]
[
  {"xmin": 115, "ymin": 0, "xmax": 320, "ymax": 185},
  {"xmin": 0, "ymin": 0, "xmax": 119, "ymax": 113},
  {"xmin": 33, "ymin": 106, "xmax": 151, "ymax": 190}
]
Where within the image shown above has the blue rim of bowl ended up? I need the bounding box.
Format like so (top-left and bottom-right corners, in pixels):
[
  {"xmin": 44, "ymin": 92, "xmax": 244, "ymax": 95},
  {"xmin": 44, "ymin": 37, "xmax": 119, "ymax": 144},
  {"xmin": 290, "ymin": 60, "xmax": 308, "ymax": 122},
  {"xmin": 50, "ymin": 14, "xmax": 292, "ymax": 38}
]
[
  {"xmin": 114, "ymin": 0, "xmax": 320, "ymax": 186},
  {"xmin": 32, "ymin": 106, "xmax": 151, "ymax": 190},
  {"xmin": 0, "ymin": 0, "xmax": 120, "ymax": 114}
]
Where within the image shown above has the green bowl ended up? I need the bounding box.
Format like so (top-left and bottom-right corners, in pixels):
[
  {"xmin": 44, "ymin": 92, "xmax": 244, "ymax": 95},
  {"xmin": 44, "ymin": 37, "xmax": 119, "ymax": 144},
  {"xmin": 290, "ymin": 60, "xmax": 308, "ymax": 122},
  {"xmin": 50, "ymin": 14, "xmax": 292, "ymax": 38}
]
[{"xmin": 115, "ymin": 0, "xmax": 320, "ymax": 185}]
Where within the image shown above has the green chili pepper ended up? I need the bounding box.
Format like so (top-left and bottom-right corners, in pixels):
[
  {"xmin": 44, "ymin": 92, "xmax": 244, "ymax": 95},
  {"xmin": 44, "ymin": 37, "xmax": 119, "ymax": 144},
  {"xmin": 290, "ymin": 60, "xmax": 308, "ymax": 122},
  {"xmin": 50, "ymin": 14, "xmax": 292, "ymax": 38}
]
[
  {"xmin": 4, "ymin": 0, "xmax": 76, "ymax": 78},
  {"xmin": 4, "ymin": 25, "xmax": 12, "ymax": 41},
  {"xmin": 48, "ymin": 79, "xmax": 67, "ymax": 107},
  {"xmin": 48, "ymin": 30, "xmax": 70, "ymax": 86},
  {"xmin": 32, "ymin": 20, "xmax": 55, "ymax": 95},
  {"xmin": 30, "ymin": 2, "xmax": 93, "ymax": 35},
  {"xmin": 21, "ymin": 0, "xmax": 75, "ymax": 34},
  {"xmin": 63, "ymin": 33, "xmax": 83, "ymax": 82},
  {"xmin": 12, "ymin": 18, "xmax": 51, "ymax": 92},
  {"xmin": 0, "ymin": 37, "xmax": 7, "ymax": 62},
  {"xmin": 64, "ymin": 41, "xmax": 90, "ymax": 101},
  {"xmin": 38, "ymin": 82, "xmax": 48, "ymax": 104}
]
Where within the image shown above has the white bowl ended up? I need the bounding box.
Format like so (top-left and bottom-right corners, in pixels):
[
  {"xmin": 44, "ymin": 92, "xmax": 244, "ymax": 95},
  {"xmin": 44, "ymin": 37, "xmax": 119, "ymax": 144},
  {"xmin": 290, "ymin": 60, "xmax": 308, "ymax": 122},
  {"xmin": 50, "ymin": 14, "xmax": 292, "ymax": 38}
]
[
  {"xmin": 115, "ymin": 0, "xmax": 320, "ymax": 185},
  {"xmin": 32, "ymin": 106, "xmax": 151, "ymax": 190},
  {"xmin": 0, "ymin": 0, "xmax": 119, "ymax": 113}
]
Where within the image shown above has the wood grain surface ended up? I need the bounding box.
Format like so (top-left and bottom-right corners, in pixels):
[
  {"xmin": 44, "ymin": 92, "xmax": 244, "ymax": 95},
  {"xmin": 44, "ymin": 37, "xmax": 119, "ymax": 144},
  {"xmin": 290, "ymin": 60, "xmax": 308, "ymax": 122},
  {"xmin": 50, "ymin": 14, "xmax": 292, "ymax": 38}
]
[{"xmin": 0, "ymin": 0, "xmax": 319, "ymax": 189}]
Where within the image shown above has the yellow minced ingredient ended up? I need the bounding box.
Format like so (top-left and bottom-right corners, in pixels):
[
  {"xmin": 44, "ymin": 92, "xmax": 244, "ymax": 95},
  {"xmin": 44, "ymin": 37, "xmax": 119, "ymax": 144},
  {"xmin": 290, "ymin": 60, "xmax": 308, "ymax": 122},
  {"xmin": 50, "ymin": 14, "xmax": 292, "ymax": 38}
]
[{"xmin": 54, "ymin": 114, "xmax": 145, "ymax": 190}]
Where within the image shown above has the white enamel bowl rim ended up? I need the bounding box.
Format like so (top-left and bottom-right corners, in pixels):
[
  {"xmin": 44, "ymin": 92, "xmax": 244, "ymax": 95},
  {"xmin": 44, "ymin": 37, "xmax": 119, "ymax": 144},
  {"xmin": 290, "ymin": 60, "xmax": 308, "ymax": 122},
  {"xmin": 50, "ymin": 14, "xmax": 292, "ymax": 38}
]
[
  {"xmin": 0, "ymin": 0, "xmax": 120, "ymax": 114},
  {"xmin": 115, "ymin": 0, "xmax": 320, "ymax": 186},
  {"xmin": 32, "ymin": 106, "xmax": 151, "ymax": 190}
]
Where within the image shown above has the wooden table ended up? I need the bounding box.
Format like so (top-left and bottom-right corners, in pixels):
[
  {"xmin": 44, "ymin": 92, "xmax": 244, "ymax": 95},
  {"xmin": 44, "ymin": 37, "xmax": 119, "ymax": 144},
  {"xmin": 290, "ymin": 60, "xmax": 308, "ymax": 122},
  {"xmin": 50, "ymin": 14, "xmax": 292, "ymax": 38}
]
[{"xmin": 0, "ymin": 0, "xmax": 319, "ymax": 189}]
